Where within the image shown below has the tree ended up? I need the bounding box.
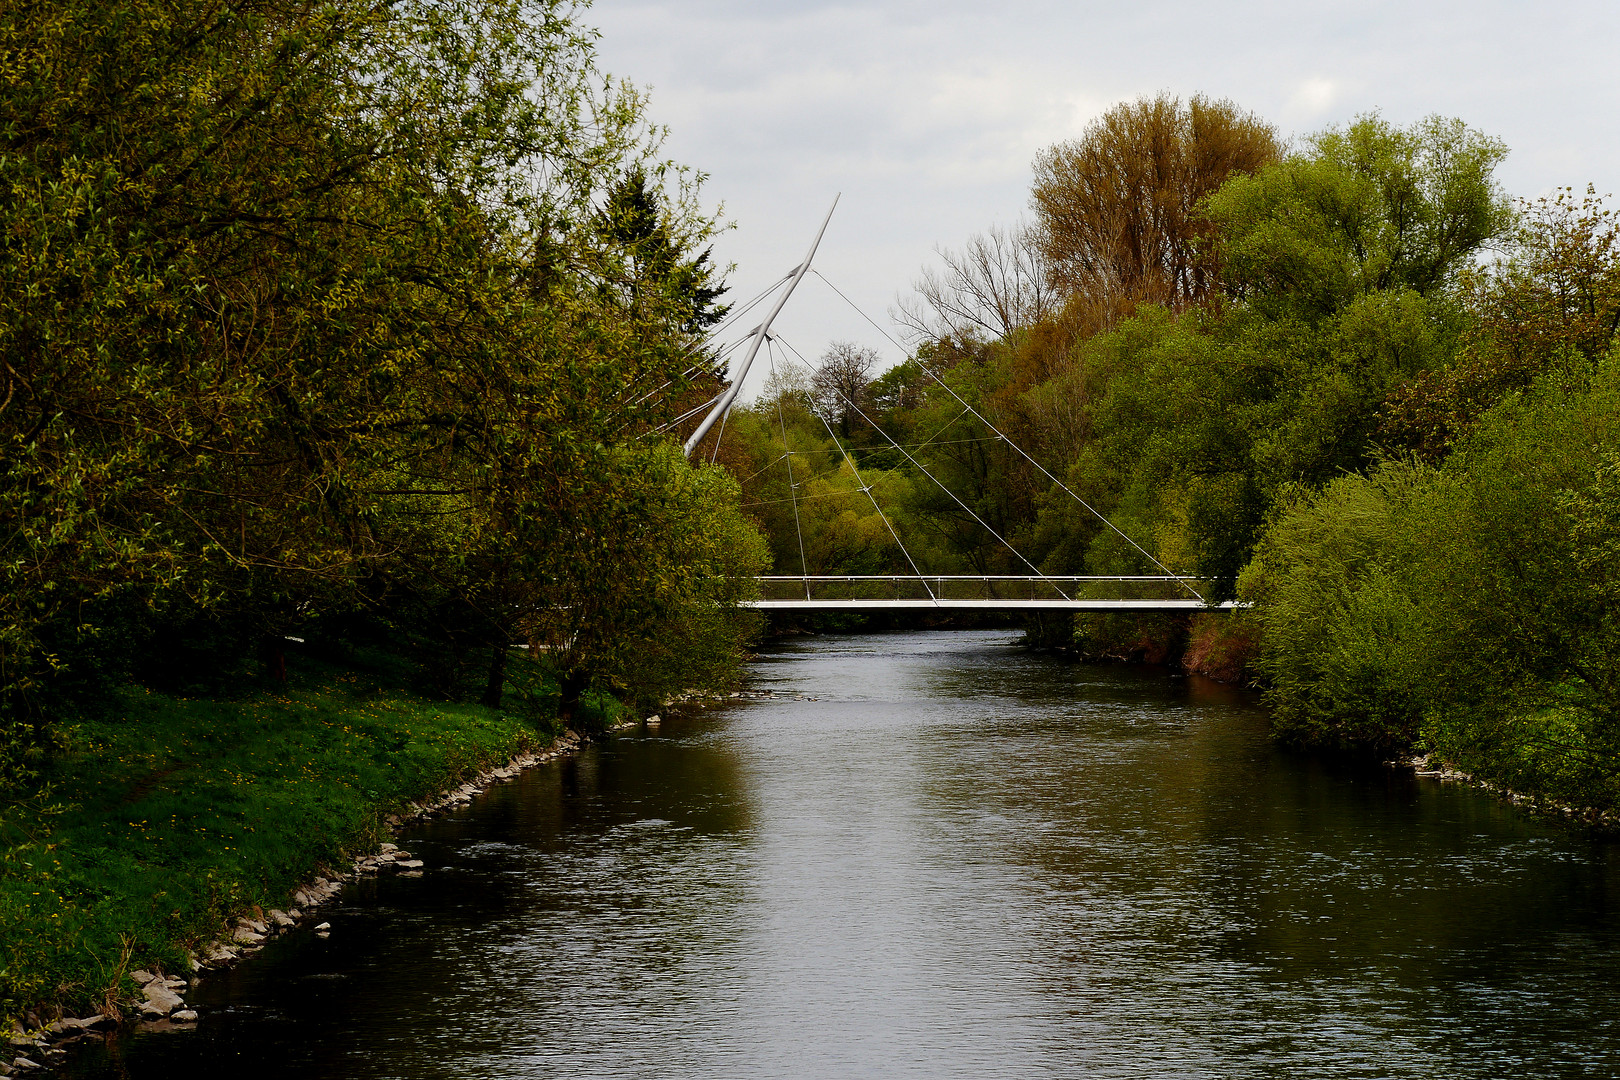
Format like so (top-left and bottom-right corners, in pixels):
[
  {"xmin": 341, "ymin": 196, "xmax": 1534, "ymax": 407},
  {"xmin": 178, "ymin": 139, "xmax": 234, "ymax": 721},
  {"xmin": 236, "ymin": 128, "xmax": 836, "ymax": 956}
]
[
  {"xmin": 1380, "ymin": 186, "xmax": 1620, "ymax": 458},
  {"xmin": 595, "ymin": 168, "xmax": 730, "ymax": 337},
  {"xmin": 894, "ymin": 222, "xmax": 1056, "ymax": 344},
  {"xmin": 1205, "ymin": 114, "xmax": 1511, "ymax": 322},
  {"xmin": 1030, "ymin": 93, "xmax": 1280, "ymax": 325},
  {"xmin": 811, "ymin": 342, "xmax": 880, "ymax": 438},
  {"xmin": 0, "ymin": 0, "xmax": 749, "ymax": 778}
]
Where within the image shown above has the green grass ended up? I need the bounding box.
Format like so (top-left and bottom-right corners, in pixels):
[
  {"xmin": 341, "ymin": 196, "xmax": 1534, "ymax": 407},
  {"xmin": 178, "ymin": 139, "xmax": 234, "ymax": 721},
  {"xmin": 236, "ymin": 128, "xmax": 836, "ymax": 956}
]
[{"xmin": 0, "ymin": 653, "xmax": 617, "ymax": 1025}]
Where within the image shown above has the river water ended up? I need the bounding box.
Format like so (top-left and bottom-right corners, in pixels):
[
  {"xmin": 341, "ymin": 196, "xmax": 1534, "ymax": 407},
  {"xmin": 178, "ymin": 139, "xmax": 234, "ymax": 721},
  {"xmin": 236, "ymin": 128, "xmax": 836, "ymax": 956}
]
[{"xmin": 65, "ymin": 630, "xmax": 1620, "ymax": 1078}]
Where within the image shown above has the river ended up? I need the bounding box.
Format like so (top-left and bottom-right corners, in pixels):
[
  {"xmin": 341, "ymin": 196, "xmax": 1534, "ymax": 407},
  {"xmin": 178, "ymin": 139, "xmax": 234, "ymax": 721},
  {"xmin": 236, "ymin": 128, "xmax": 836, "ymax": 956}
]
[{"xmin": 64, "ymin": 630, "xmax": 1620, "ymax": 1078}]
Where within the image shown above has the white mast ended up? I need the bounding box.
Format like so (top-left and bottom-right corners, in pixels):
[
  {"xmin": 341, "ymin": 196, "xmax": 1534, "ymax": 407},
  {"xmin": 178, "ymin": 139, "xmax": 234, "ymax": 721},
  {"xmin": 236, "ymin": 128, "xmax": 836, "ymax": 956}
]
[{"xmin": 683, "ymin": 196, "xmax": 839, "ymax": 458}]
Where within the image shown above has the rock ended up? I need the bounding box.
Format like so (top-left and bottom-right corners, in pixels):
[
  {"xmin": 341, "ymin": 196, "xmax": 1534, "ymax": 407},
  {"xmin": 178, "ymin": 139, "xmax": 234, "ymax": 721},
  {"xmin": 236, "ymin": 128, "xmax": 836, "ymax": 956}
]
[
  {"xmin": 313, "ymin": 922, "xmax": 331, "ymax": 932},
  {"xmin": 268, "ymin": 909, "xmax": 294, "ymax": 929},
  {"xmin": 232, "ymin": 927, "xmax": 264, "ymax": 945},
  {"xmin": 645, "ymin": 714, "xmax": 661, "ymax": 726},
  {"xmin": 44, "ymin": 1019, "xmax": 84, "ymax": 1039},
  {"xmin": 171, "ymin": 1010, "xmax": 198, "ymax": 1024},
  {"xmin": 399, "ymin": 870, "xmax": 423, "ymax": 878},
  {"xmin": 288, "ymin": 908, "xmax": 303, "ymax": 920},
  {"xmin": 78, "ymin": 1015, "xmax": 116, "ymax": 1033},
  {"xmin": 12, "ymin": 1057, "xmax": 40, "ymax": 1072},
  {"xmin": 164, "ymin": 977, "xmax": 187, "ymax": 991},
  {"xmin": 396, "ymin": 859, "xmax": 424, "ymax": 869},
  {"xmin": 239, "ymin": 917, "xmax": 268, "ymax": 934},
  {"xmin": 204, "ymin": 944, "xmax": 237, "ymax": 966},
  {"xmin": 141, "ymin": 983, "xmax": 183, "ymax": 1018},
  {"xmin": 130, "ymin": 969, "xmax": 157, "ymax": 986}
]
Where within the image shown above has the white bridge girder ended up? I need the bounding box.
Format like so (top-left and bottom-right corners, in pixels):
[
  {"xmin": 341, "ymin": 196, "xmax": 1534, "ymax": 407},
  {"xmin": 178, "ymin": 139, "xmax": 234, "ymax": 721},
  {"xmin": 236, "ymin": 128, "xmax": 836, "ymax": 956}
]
[
  {"xmin": 747, "ymin": 599, "xmax": 1246, "ymax": 612},
  {"xmin": 748, "ymin": 576, "xmax": 1245, "ymax": 612}
]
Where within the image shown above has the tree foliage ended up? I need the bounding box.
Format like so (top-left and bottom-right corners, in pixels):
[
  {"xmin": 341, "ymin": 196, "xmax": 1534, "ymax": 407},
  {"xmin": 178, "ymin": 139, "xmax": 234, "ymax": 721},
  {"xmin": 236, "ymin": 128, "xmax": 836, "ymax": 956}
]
[
  {"xmin": 1031, "ymin": 93, "xmax": 1280, "ymax": 326},
  {"xmin": 0, "ymin": 0, "xmax": 761, "ymax": 783}
]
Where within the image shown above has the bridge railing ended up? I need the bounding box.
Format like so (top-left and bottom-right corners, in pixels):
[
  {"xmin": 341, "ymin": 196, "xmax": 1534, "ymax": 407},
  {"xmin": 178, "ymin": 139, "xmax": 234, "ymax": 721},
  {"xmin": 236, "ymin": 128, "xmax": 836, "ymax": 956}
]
[{"xmin": 755, "ymin": 575, "xmax": 1206, "ymax": 604}]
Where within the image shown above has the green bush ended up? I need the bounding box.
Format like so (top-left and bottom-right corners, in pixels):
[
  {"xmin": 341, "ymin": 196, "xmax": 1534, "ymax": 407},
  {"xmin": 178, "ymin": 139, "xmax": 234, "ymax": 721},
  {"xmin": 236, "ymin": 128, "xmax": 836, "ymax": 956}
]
[{"xmin": 1249, "ymin": 352, "xmax": 1620, "ymax": 802}]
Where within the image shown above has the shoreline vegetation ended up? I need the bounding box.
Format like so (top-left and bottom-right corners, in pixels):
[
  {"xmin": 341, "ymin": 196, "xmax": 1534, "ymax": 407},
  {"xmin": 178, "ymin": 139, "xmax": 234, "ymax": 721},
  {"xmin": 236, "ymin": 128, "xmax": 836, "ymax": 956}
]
[{"xmin": 2, "ymin": 646, "xmax": 683, "ymax": 1069}]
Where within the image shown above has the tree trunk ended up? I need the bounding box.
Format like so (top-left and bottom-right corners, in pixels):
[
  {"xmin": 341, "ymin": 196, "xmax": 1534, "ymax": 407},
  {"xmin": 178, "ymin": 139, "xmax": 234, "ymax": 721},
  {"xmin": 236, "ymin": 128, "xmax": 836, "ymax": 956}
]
[
  {"xmin": 482, "ymin": 640, "xmax": 509, "ymax": 709},
  {"xmin": 266, "ymin": 639, "xmax": 287, "ymax": 683},
  {"xmin": 558, "ymin": 669, "xmax": 588, "ymax": 726}
]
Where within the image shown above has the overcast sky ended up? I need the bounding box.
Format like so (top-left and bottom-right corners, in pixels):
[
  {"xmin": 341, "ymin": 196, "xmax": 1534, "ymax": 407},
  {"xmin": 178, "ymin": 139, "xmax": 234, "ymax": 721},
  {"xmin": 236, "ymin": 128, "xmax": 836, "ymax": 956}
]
[{"xmin": 589, "ymin": 0, "xmax": 1620, "ymax": 388}]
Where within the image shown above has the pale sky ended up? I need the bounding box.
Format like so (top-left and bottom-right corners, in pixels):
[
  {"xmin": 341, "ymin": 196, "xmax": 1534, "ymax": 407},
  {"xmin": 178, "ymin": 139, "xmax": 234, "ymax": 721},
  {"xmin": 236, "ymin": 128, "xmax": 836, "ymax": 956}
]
[{"xmin": 590, "ymin": 0, "xmax": 1620, "ymax": 386}]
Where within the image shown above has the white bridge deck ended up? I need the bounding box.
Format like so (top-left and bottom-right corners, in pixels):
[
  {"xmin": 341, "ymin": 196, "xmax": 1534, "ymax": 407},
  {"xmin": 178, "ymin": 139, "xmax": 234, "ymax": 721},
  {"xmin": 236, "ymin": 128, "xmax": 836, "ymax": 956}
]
[{"xmin": 747, "ymin": 576, "xmax": 1246, "ymax": 612}]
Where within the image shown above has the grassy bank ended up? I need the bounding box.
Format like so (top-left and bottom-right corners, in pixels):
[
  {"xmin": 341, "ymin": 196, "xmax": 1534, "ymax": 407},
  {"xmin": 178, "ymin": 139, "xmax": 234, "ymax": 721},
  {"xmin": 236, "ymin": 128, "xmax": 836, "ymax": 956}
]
[{"xmin": 0, "ymin": 653, "xmax": 621, "ymax": 1027}]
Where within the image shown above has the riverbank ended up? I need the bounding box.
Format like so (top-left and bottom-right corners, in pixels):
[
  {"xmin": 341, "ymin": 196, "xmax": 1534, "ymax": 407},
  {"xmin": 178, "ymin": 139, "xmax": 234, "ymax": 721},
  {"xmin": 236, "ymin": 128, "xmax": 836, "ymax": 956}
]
[
  {"xmin": 1394, "ymin": 752, "xmax": 1620, "ymax": 833},
  {"xmin": 0, "ymin": 654, "xmax": 633, "ymax": 1066}
]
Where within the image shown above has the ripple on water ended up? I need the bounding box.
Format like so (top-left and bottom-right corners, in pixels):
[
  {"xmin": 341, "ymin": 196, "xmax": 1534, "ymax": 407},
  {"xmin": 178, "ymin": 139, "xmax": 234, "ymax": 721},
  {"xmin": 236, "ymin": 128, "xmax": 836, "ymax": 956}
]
[{"xmin": 60, "ymin": 629, "xmax": 1620, "ymax": 1079}]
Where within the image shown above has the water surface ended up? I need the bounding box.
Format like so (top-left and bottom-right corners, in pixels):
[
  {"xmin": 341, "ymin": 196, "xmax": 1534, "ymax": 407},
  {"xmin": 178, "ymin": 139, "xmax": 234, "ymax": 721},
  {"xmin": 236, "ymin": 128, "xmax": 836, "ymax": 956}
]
[{"xmin": 66, "ymin": 630, "xmax": 1620, "ymax": 1078}]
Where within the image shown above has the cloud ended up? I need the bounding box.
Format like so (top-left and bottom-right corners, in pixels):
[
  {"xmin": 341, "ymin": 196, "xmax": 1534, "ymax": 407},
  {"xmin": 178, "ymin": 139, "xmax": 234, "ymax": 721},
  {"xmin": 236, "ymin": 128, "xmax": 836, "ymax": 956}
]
[{"xmin": 1285, "ymin": 77, "xmax": 1338, "ymax": 122}]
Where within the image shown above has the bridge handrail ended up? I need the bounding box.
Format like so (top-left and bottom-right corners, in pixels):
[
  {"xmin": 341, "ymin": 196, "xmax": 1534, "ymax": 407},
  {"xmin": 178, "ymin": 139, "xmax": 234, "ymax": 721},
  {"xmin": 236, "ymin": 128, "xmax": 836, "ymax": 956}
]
[{"xmin": 756, "ymin": 574, "xmax": 1199, "ymax": 582}]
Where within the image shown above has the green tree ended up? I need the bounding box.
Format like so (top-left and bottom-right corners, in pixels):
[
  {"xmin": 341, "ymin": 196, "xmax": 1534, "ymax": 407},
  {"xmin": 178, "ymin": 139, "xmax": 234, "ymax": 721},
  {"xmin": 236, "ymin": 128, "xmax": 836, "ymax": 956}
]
[{"xmin": 0, "ymin": 0, "xmax": 751, "ymax": 780}]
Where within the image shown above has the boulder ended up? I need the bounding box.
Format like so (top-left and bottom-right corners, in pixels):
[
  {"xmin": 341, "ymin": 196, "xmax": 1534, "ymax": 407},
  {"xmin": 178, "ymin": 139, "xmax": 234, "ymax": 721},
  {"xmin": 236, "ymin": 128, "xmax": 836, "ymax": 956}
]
[
  {"xmin": 171, "ymin": 1010, "xmax": 198, "ymax": 1024},
  {"xmin": 313, "ymin": 922, "xmax": 331, "ymax": 932},
  {"xmin": 231, "ymin": 927, "xmax": 264, "ymax": 946},
  {"xmin": 78, "ymin": 1015, "xmax": 116, "ymax": 1033},
  {"xmin": 142, "ymin": 982, "xmax": 183, "ymax": 1015},
  {"xmin": 12, "ymin": 1057, "xmax": 40, "ymax": 1072},
  {"xmin": 129, "ymin": 970, "xmax": 156, "ymax": 986},
  {"xmin": 268, "ymin": 909, "xmax": 295, "ymax": 929},
  {"xmin": 396, "ymin": 859, "xmax": 424, "ymax": 869}
]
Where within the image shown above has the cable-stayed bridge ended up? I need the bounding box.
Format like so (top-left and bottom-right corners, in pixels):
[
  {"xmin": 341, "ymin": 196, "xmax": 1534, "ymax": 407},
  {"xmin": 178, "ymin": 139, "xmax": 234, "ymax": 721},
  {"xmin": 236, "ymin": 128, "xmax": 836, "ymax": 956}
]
[{"xmin": 669, "ymin": 200, "xmax": 1248, "ymax": 616}]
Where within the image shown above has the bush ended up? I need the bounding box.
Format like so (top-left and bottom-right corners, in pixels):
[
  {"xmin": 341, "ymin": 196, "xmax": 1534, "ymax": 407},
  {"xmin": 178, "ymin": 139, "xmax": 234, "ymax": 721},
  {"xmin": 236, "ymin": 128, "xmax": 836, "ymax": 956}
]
[{"xmin": 1249, "ymin": 352, "xmax": 1620, "ymax": 802}]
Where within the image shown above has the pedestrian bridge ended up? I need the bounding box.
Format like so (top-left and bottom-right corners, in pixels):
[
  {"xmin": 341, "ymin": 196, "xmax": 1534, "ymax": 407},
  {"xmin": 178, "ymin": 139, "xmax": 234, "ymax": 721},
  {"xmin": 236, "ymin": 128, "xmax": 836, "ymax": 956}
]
[{"xmin": 748, "ymin": 576, "xmax": 1246, "ymax": 612}]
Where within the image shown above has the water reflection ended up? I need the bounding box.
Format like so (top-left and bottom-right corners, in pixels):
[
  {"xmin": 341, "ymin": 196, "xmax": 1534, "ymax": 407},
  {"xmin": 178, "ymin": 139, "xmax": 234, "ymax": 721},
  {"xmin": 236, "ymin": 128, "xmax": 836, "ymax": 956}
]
[{"xmin": 65, "ymin": 630, "xmax": 1620, "ymax": 1078}]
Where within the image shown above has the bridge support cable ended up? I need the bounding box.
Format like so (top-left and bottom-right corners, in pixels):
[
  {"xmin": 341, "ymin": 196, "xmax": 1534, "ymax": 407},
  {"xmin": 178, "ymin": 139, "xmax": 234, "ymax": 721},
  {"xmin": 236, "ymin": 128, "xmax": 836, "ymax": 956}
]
[
  {"xmin": 684, "ymin": 197, "xmax": 840, "ymax": 459},
  {"xmin": 698, "ymin": 268, "xmax": 797, "ymax": 348},
  {"xmin": 616, "ymin": 272, "xmax": 798, "ymax": 425},
  {"xmin": 786, "ymin": 339, "xmax": 937, "ymax": 604},
  {"xmin": 809, "ymin": 268, "xmax": 1205, "ymax": 603},
  {"xmin": 771, "ymin": 332, "xmax": 1071, "ymax": 602},
  {"xmin": 632, "ymin": 339, "xmax": 758, "ymax": 442},
  {"xmin": 767, "ymin": 344, "xmax": 813, "ymax": 599}
]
